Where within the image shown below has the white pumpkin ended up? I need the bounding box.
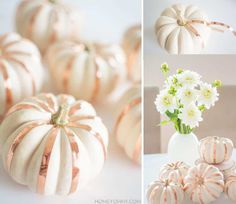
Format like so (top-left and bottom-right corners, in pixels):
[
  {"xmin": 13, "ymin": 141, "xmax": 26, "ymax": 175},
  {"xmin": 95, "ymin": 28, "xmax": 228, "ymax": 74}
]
[
  {"xmin": 155, "ymin": 4, "xmax": 210, "ymax": 54},
  {"xmin": 199, "ymin": 136, "xmax": 234, "ymax": 164},
  {"xmin": 46, "ymin": 41, "xmax": 126, "ymax": 102},
  {"xmin": 146, "ymin": 178, "xmax": 184, "ymax": 204},
  {"xmin": 115, "ymin": 84, "xmax": 141, "ymax": 164},
  {"xmin": 159, "ymin": 161, "xmax": 190, "ymax": 185},
  {"xmin": 15, "ymin": 0, "xmax": 82, "ymax": 53},
  {"xmin": 0, "ymin": 93, "xmax": 108, "ymax": 195},
  {"xmin": 122, "ymin": 25, "xmax": 141, "ymax": 82},
  {"xmin": 184, "ymin": 163, "xmax": 224, "ymax": 204},
  {"xmin": 0, "ymin": 32, "xmax": 43, "ymax": 121},
  {"xmin": 225, "ymin": 175, "xmax": 236, "ymax": 201}
]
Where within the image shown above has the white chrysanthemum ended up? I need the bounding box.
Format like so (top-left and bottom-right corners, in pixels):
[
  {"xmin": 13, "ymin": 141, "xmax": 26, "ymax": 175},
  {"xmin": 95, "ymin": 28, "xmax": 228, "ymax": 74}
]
[
  {"xmin": 164, "ymin": 74, "xmax": 178, "ymax": 88},
  {"xmin": 198, "ymin": 83, "xmax": 219, "ymax": 109},
  {"xmin": 177, "ymin": 70, "xmax": 201, "ymax": 87},
  {"xmin": 177, "ymin": 87, "xmax": 198, "ymax": 105},
  {"xmin": 155, "ymin": 90, "xmax": 177, "ymax": 114},
  {"xmin": 179, "ymin": 103, "xmax": 203, "ymax": 128}
]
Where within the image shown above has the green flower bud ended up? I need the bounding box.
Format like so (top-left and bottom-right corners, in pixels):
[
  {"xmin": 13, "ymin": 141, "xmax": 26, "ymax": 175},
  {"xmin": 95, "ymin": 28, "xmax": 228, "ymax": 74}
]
[
  {"xmin": 212, "ymin": 80, "xmax": 222, "ymax": 88},
  {"xmin": 198, "ymin": 104, "xmax": 206, "ymax": 112},
  {"xmin": 177, "ymin": 68, "xmax": 183, "ymax": 74},
  {"xmin": 161, "ymin": 63, "xmax": 169, "ymax": 74}
]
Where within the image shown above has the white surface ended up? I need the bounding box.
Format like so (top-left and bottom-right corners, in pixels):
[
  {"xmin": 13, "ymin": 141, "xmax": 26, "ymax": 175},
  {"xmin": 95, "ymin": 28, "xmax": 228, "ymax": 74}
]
[
  {"xmin": 0, "ymin": 0, "xmax": 141, "ymax": 203},
  {"xmin": 144, "ymin": 150, "xmax": 236, "ymax": 204},
  {"xmin": 144, "ymin": 0, "xmax": 236, "ymax": 54}
]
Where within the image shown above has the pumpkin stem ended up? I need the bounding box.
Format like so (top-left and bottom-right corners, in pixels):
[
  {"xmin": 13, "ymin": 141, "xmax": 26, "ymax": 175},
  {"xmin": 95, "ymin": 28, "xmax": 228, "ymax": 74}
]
[
  {"xmin": 51, "ymin": 104, "xmax": 70, "ymax": 126},
  {"xmin": 176, "ymin": 9, "xmax": 187, "ymax": 26}
]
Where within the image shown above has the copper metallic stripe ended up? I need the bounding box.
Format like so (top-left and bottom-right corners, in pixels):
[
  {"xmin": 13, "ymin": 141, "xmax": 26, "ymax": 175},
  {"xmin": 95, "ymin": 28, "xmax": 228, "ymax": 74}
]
[
  {"xmin": 91, "ymin": 57, "xmax": 101, "ymax": 101},
  {"xmin": 205, "ymin": 186, "xmax": 218, "ymax": 199},
  {"xmin": 0, "ymin": 61, "xmax": 13, "ymax": 111},
  {"xmin": 132, "ymin": 135, "xmax": 141, "ymax": 163},
  {"xmin": 69, "ymin": 115, "xmax": 96, "ymax": 122},
  {"xmin": 0, "ymin": 33, "xmax": 9, "ymax": 46},
  {"xmin": 115, "ymin": 97, "xmax": 141, "ymax": 135},
  {"xmin": 173, "ymin": 188, "xmax": 178, "ymax": 204},
  {"xmin": 68, "ymin": 122, "xmax": 107, "ymax": 160},
  {"xmin": 48, "ymin": 9, "xmax": 59, "ymax": 44},
  {"xmin": 34, "ymin": 98, "xmax": 54, "ymax": 113},
  {"xmin": 44, "ymin": 94, "xmax": 57, "ymax": 112},
  {"xmin": 4, "ymin": 51, "xmax": 32, "ymax": 57},
  {"xmin": 224, "ymin": 143, "xmax": 227, "ymax": 160},
  {"xmin": 37, "ymin": 127, "xmax": 58, "ymax": 194},
  {"xmin": 64, "ymin": 127, "xmax": 80, "ymax": 194},
  {"xmin": 69, "ymin": 103, "xmax": 82, "ymax": 116},
  {"xmin": 6, "ymin": 121, "xmax": 46, "ymax": 171},
  {"xmin": 63, "ymin": 55, "xmax": 77, "ymax": 92},
  {"xmin": 6, "ymin": 103, "xmax": 44, "ymax": 117},
  {"xmin": 6, "ymin": 56, "xmax": 36, "ymax": 95},
  {"xmin": 28, "ymin": 5, "xmax": 44, "ymax": 40}
]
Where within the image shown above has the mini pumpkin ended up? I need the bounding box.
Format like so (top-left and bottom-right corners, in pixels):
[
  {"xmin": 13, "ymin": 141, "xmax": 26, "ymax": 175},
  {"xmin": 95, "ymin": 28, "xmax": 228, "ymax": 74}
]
[
  {"xmin": 155, "ymin": 4, "xmax": 210, "ymax": 54},
  {"xmin": 15, "ymin": 0, "xmax": 82, "ymax": 53},
  {"xmin": 122, "ymin": 24, "xmax": 141, "ymax": 81},
  {"xmin": 115, "ymin": 84, "xmax": 141, "ymax": 164},
  {"xmin": 46, "ymin": 41, "xmax": 126, "ymax": 102},
  {"xmin": 184, "ymin": 163, "xmax": 224, "ymax": 204},
  {"xmin": 159, "ymin": 161, "xmax": 190, "ymax": 185},
  {"xmin": 199, "ymin": 136, "xmax": 234, "ymax": 164},
  {"xmin": 0, "ymin": 32, "xmax": 43, "ymax": 120},
  {"xmin": 146, "ymin": 178, "xmax": 184, "ymax": 204},
  {"xmin": 225, "ymin": 175, "xmax": 236, "ymax": 201},
  {"xmin": 0, "ymin": 93, "xmax": 108, "ymax": 195}
]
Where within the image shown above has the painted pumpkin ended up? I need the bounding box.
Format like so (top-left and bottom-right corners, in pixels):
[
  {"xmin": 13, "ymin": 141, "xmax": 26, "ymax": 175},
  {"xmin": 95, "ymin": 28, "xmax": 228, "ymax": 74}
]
[
  {"xmin": 122, "ymin": 24, "xmax": 141, "ymax": 81},
  {"xmin": 199, "ymin": 136, "xmax": 234, "ymax": 164},
  {"xmin": 15, "ymin": 0, "xmax": 82, "ymax": 53},
  {"xmin": 184, "ymin": 163, "xmax": 224, "ymax": 204},
  {"xmin": 225, "ymin": 175, "xmax": 236, "ymax": 201},
  {"xmin": 115, "ymin": 84, "xmax": 141, "ymax": 164},
  {"xmin": 0, "ymin": 93, "xmax": 108, "ymax": 195},
  {"xmin": 0, "ymin": 32, "xmax": 43, "ymax": 120},
  {"xmin": 46, "ymin": 41, "xmax": 126, "ymax": 102},
  {"xmin": 159, "ymin": 161, "xmax": 190, "ymax": 185},
  {"xmin": 155, "ymin": 4, "xmax": 210, "ymax": 54},
  {"xmin": 146, "ymin": 178, "xmax": 184, "ymax": 204}
]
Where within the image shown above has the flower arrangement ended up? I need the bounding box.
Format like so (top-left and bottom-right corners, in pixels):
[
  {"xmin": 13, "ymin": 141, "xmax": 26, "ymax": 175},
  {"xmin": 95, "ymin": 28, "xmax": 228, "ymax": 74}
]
[{"xmin": 155, "ymin": 63, "xmax": 222, "ymax": 134}]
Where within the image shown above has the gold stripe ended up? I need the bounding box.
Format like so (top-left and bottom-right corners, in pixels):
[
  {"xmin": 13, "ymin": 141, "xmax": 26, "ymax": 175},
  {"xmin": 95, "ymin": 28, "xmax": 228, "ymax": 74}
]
[
  {"xmin": 69, "ymin": 103, "xmax": 82, "ymax": 116},
  {"xmin": 69, "ymin": 115, "xmax": 96, "ymax": 122},
  {"xmin": 37, "ymin": 127, "xmax": 58, "ymax": 194}
]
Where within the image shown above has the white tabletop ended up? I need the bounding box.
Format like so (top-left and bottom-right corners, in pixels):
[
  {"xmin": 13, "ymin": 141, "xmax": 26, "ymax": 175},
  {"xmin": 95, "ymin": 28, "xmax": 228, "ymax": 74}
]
[
  {"xmin": 144, "ymin": 0, "xmax": 236, "ymax": 55},
  {"xmin": 144, "ymin": 150, "xmax": 236, "ymax": 204},
  {"xmin": 0, "ymin": 0, "xmax": 141, "ymax": 203}
]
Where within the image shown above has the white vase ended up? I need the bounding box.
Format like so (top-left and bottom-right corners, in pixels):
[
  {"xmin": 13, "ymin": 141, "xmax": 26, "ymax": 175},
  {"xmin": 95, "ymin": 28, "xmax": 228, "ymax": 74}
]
[{"xmin": 168, "ymin": 132, "xmax": 199, "ymax": 166}]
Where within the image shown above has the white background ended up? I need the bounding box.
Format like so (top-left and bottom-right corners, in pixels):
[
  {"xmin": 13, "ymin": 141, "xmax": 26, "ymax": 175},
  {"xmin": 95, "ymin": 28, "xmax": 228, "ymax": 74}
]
[
  {"xmin": 0, "ymin": 0, "xmax": 142, "ymax": 204},
  {"xmin": 144, "ymin": 0, "xmax": 236, "ymax": 55}
]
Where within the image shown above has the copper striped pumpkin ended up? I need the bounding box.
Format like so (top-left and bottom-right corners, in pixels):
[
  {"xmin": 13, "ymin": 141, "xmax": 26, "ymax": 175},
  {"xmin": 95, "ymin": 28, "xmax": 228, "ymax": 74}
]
[
  {"xmin": 159, "ymin": 161, "xmax": 190, "ymax": 185},
  {"xmin": 225, "ymin": 175, "xmax": 236, "ymax": 201},
  {"xmin": 46, "ymin": 41, "xmax": 126, "ymax": 102},
  {"xmin": 0, "ymin": 32, "xmax": 43, "ymax": 121},
  {"xmin": 146, "ymin": 178, "xmax": 184, "ymax": 204},
  {"xmin": 122, "ymin": 24, "xmax": 141, "ymax": 82},
  {"xmin": 199, "ymin": 136, "xmax": 234, "ymax": 164},
  {"xmin": 0, "ymin": 93, "xmax": 108, "ymax": 195},
  {"xmin": 184, "ymin": 163, "xmax": 224, "ymax": 204},
  {"xmin": 115, "ymin": 84, "xmax": 141, "ymax": 164},
  {"xmin": 15, "ymin": 0, "xmax": 82, "ymax": 53}
]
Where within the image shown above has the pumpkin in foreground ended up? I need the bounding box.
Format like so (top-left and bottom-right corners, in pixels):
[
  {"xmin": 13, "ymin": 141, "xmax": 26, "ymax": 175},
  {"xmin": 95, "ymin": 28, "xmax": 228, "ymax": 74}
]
[
  {"xmin": 0, "ymin": 32, "xmax": 44, "ymax": 121},
  {"xmin": 0, "ymin": 93, "xmax": 108, "ymax": 195}
]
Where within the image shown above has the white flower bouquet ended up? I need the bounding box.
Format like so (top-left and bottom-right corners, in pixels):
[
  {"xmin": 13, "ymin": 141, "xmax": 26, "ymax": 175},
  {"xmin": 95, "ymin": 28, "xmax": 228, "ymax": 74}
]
[{"xmin": 155, "ymin": 63, "xmax": 222, "ymax": 134}]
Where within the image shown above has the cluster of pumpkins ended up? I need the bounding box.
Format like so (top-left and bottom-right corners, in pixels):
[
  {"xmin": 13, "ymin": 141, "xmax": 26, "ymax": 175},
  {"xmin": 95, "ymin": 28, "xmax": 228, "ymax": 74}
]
[
  {"xmin": 0, "ymin": 0, "xmax": 141, "ymax": 196},
  {"xmin": 147, "ymin": 136, "xmax": 236, "ymax": 204}
]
